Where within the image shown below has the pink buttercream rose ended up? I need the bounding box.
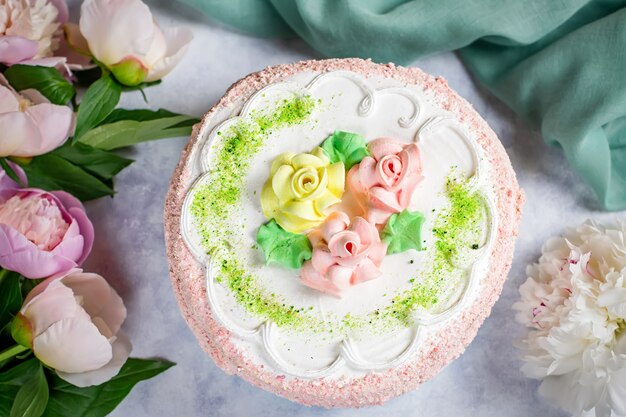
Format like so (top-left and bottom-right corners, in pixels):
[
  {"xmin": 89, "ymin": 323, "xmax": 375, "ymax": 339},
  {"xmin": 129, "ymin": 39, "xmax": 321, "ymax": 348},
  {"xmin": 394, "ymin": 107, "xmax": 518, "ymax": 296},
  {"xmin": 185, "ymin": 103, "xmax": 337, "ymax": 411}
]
[
  {"xmin": 301, "ymin": 212, "xmax": 387, "ymax": 297},
  {"xmin": 12, "ymin": 270, "xmax": 130, "ymax": 387},
  {"xmin": 0, "ymin": 168, "xmax": 94, "ymax": 278},
  {"xmin": 348, "ymin": 138, "xmax": 423, "ymax": 225}
]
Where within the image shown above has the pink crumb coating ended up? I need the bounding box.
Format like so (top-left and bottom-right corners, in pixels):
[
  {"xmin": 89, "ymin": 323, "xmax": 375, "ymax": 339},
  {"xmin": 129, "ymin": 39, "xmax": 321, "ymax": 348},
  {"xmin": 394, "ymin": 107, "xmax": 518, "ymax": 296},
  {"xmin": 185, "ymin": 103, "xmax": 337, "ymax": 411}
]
[{"xmin": 164, "ymin": 58, "xmax": 524, "ymax": 408}]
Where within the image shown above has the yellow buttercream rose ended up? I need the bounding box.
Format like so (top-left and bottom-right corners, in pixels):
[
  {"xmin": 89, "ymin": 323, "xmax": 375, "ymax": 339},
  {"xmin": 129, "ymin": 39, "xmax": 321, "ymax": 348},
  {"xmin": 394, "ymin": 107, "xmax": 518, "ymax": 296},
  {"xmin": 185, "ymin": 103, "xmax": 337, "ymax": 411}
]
[{"xmin": 261, "ymin": 147, "xmax": 345, "ymax": 233}]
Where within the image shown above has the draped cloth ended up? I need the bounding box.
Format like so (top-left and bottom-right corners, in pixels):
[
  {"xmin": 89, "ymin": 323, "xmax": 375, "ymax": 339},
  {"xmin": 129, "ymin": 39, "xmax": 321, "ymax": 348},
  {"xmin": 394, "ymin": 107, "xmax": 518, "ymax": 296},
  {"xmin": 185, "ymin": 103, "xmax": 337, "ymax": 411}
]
[{"xmin": 182, "ymin": 0, "xmax": 626, "ymax": 210}]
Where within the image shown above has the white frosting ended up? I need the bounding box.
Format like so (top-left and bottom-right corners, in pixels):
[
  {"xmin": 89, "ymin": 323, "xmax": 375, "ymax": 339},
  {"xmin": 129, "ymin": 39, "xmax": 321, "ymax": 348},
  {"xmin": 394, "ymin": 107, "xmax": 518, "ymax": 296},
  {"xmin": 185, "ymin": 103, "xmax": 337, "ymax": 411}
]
[{"xmin": 180, "ymin": 71, "xmax": 498, "ymax": 380}]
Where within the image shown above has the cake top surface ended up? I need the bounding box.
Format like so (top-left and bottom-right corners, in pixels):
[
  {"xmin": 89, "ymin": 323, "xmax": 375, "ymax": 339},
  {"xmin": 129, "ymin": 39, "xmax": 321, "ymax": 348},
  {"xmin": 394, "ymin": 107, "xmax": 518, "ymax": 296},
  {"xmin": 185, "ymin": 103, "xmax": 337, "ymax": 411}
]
[{"xmin": 179, "ymin": 68, "xmax": 497, "ymax": 379}]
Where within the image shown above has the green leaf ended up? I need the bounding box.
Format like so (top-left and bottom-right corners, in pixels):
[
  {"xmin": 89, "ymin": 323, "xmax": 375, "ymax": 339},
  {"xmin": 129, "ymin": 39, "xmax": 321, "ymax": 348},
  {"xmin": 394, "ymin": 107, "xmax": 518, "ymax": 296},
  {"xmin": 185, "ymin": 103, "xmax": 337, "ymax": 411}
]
[
  {"xmin": 0, "ymin": 360, "xmax": 39, "ymax": 416},
  {"xmin": 256, "ymin": 220, "xmax": 312, "ymax": 269},
  {"xmin": 0, "ymin": 384, "xmax": 19, "ymax": 416},
  {"xmin": 50, "ymin": 142, "xmax": 133, "ymax": 181},
  {"xmin": 10, "ymin": 362, "xmax": 48, "ymax": 417},
  {"xmin": 0, "ymin": 270, "xmax": 23, "ymax": 331},
  {"xmin": 118, "ymin": 79, "xmax": 161, "ymax": 92},
  {"xmin": 20, "ymin": 279, "xmax": 42, "ymax": 300},
  {"xmin": 102, "ymin": 108, "xmax": 199, "ymax": 126},
  {"xmin": 320, "ymin": 131, "xmax": 369, "ymax": 170},
  {"xmin": 0, "ymin": 359, "xmax": 39, "ymax": 385},
  {"xmin": 21, "ymin": 154, "xmax": 113, "ymax": 201},
  {"xmin": 381, "ymin": 210, "xmax": 426, "ymax": 254},
  {"xmin": 78, "ymin": 116, "xmax": 197, "ymax": 151},
  {"xmin": 4, "ymin": 65, "xmax": 75, "ymax": 105},
  {"xmin": 42, "ymin": 358, "xmax": 174, "ymax": 417},
  {"xmin": 74, "ymin": 75, "xmax": 121, "ymax": 139}
]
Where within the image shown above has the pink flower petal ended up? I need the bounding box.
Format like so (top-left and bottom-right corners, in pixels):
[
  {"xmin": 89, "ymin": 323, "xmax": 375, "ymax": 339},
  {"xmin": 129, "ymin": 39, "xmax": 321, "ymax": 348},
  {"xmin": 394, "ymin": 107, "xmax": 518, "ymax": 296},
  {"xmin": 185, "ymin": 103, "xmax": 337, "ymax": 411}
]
[
  {"xmin": 311, "ymin": 247, "xmax": 334, "ymax": 275},
  {"xmin": 355, "ymin": 156, "xmax": 379, "ymax": 189},
  {"xmin": 353, "ymin": 258, "xmax": 382, "ymax": 284},
  {"xmin": 0, "ymin": 161, "xmax": 26, "ymax": 189},
  {"xmin": 50, "ymin": 0, "xmax": 69, "ymax": 23},
  {"xmin": 348, "ymin": 217, "xmax": 375, "ymax": 247},
  {"xmin": 0, "ymin": 36, "xmax": 37, "ymax": 65},
  {"xmin": 301, "ymin": 261, "xmax": 335, "ymax": 294},
  {"xmin": 0, "ymin": 112, "xmax": 40, "ymax": 157},
  {"xmin": 0, "ymin": 85, "xmax": 20, "ymax": 113},
  {"xmin": 16, "ymin": 103, "xmax": 73, "ymax": 157},
  {"xmin": 327, "ymin": 265, "xmax": 353, "ymax": 290},
  {"xmin": 22, "ymin": 279, "xmax": 78, "ymax": 336},
  {"xmin": 320, "ymin": 211, "xmax": 349, "ymax": 242},
  {"xmin": 366, "ymin": 187, "xmax": 402, "ymax": 225},
  {"xmin": 328, "ymin": 230, "xmax": 361, "ymax": 258},
  {"xmin": 396, "ymin": 172, "xmax": 422, "ymax": 208},
  {"xmin": 368, "ymin": 137, "xmax": 404, "ymax": 160},
  {"xmin": 0, "ymin": 224, "xmax": 76, "ymax": 278},
  {"xmin": 19, "ymin": 57, "xmax": 68, "ymax": 68},
  {"xmin": 368, "ymin": 241, "xmax": 388, "ymax": 267}
]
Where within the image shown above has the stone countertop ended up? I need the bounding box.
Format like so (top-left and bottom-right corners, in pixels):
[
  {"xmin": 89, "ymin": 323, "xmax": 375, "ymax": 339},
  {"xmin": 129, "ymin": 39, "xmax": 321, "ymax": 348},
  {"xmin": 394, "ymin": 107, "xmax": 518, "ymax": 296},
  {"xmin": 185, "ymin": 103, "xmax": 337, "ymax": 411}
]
[{"xmin": 72, "ymin": 1, "xmax": 622, "ymax": 416}]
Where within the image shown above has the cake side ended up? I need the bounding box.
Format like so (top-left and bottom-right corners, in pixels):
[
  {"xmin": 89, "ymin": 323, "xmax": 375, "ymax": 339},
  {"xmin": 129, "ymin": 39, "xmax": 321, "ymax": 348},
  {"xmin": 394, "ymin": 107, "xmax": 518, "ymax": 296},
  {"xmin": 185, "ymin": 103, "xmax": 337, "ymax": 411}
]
[{"xmin": 164, "ymin": 58, "xmax": 524, "ymax": 407}]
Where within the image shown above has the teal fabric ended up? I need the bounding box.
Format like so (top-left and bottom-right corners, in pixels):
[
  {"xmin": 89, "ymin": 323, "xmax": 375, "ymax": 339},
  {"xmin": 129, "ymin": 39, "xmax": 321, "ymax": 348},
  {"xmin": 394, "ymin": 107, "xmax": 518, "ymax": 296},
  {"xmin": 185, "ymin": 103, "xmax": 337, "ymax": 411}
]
[{"xmin": 182, "ymin": 0, "xmax": 626, "ymax": 210}]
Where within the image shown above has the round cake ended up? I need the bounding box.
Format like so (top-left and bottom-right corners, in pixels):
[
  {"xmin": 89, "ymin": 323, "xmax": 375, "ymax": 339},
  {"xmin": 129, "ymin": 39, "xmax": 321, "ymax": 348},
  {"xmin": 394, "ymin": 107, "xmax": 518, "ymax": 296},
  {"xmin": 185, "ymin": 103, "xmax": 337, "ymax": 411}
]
[{"xmin": 164, "ymin": 58, "xmax": 523, "ymax": 407}]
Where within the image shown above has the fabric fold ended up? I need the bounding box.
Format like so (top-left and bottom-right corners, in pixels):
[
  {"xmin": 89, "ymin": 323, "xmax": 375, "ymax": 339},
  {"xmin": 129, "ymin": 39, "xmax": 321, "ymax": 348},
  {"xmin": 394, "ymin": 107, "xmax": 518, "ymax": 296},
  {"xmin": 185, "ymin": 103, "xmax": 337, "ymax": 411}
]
[{"xmin": 180, "ymin": 0, "xmax": 626, "ymax": 209}]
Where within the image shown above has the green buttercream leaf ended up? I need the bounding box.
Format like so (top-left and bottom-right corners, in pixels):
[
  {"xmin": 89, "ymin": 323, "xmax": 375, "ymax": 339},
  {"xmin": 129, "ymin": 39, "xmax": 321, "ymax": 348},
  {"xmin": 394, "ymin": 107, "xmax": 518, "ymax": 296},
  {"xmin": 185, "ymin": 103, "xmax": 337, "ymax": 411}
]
[
  {"xmin": 320, "ymin": 131, "xmax": 369, "ymax": 170},
  {"xmin": 381, "ymin": 210, "xmax": 426, "ymax": 254},
  {"xmin": 256, "ymin": 220, "xmax": 312, "ymax": 268}
]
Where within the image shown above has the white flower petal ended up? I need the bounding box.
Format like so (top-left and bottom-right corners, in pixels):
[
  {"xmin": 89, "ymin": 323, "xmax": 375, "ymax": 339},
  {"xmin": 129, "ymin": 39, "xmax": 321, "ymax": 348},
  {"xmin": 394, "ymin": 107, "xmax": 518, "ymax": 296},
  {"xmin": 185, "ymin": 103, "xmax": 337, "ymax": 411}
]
[
  {"xmin": 79, "ymin": 0, "xmax": 156, "ymax": 66},
  {"xmin": 0, "ymin": 85, "xmax": 20, "ymax": 113},
  {"xmin": 22, "ymin": 280, "xmax": 78, "ymax": 336},
  {"xmin": 62, "ymin": 272, "xmax": 127, "ymax": 336},
  {"xmin": 145, "ymin": 27, "xmax": 192, "ymax": 82},
  {"xmin": 56, "ymin": 331, "xmax": 131, "ymax": 387},
  {"xmin": 0, "ymin": 111, "xmax": 40, "ymax": 157},
  {"xmin": 517, "ymin": 220, "xmax": 626, "ymax": 417},
  {"xmin": 14, "ymin": 102, "xmax": 73, "ymax": 156},
  {"xmin": 19, "ymin": 88, "xmax": 50, "ymax": 105},
  {"xmin": 33, "ymin": 317, "xmax": 112, "ymax": 373}
]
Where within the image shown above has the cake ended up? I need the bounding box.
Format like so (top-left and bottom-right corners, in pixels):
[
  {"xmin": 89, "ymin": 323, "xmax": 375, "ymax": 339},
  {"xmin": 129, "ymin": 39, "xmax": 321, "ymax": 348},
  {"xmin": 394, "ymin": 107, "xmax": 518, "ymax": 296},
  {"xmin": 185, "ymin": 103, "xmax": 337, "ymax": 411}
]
[{"xmin": 164, "ymin": 58, "xmax": 523, "ymax": 407}]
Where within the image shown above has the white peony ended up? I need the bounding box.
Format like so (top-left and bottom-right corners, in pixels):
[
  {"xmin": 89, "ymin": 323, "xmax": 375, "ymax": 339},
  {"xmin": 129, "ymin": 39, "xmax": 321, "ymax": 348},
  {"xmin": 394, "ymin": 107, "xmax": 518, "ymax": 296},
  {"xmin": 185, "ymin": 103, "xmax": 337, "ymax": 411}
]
[{"xmin": 514, "ymin": 220, "xmax": 626, "ymax": 417}]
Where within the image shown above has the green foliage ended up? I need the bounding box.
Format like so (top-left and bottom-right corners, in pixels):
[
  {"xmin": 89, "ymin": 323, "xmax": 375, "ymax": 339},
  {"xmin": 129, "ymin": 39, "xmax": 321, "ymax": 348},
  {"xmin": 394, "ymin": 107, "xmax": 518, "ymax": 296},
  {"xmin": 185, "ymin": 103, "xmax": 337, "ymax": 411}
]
[
  {"xmin": 381, "ymin": 210, "xmax": 426, "ymax": 254},
  {"xmin": 256, "ymin": 220, "xmax": 312, "ymax": 269},
  {"xmin": 320, "ymin": 131, "xmax": 369, "ymax": 170},
  {"xmin": 4, "ymin": 65, "xmax": 75, "ymax": 105}
]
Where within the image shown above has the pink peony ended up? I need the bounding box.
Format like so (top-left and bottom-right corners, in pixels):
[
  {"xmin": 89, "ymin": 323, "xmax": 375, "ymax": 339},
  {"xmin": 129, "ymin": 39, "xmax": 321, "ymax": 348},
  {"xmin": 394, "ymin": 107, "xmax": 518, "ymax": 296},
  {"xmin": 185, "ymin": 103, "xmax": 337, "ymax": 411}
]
[
  {"xmin": 0, "ymin": 0, "xmax": 68, "ymax": 65},
  {"xmin": 12, "ymin": 270, "xmax": 130, "ymax": 387},
  {"xmin": 0, "ymin": 168, "xmax": 94, "ymax": 278},
  {"xmin": 0, "ymin": 74, "xmax": 74, "ymax": 157},
  {"xmin": 301, "ymin": 211, "xmax": 387, "ymax": 297},
  {"xmin": 348, "ymin": 138, "xmax": 423, "ymax": 225}
]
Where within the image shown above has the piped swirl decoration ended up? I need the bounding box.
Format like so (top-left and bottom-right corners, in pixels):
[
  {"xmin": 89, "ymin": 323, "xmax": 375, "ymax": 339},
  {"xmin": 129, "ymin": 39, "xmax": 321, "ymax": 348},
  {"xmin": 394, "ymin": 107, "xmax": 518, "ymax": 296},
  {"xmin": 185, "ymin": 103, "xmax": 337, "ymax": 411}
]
[
  {"xmin": 302, "ymin": 212, "xmax": 387, "ymax": 296},
  {"xmin": 348, "ymin": 138, "xmax": 423, "ymax": 226},
  {"xmin": 261, "ymin": 147, "xmax": 345, "ymax": 234},
  {"xmin": 180, "ymin": 69, "xmax": 499, "ymax": 380}
]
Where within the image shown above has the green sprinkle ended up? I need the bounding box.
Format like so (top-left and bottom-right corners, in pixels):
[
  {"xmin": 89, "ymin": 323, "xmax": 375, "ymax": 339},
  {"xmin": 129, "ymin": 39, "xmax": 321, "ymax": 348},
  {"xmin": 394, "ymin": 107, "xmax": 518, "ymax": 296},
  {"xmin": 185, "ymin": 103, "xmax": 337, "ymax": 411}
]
[
  {"xmin": 191, "ymin": 97, "xmax": 487, "ymax": 335},
  {"xmin": 373, "ymin": 172, "xmax": 486, "ymax": 327},
  {"xmin": 190, "ymin": 95, "xmax": 322, "ymax": 332}
]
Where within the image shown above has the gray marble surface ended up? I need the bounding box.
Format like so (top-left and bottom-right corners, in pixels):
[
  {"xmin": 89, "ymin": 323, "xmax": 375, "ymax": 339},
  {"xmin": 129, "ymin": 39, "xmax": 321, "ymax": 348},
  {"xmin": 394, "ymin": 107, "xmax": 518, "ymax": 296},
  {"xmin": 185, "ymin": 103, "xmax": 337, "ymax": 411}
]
[{"xmin": 72, "ymin": 1, "xmax": 625, "ymax": 416}]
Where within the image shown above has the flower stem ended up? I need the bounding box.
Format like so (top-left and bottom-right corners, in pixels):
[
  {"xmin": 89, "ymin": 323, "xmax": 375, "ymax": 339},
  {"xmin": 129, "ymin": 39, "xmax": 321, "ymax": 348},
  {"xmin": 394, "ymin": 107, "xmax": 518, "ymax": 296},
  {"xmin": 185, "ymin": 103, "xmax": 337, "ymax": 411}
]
[
  {"xmin": 0, "ymin": 344, "xmax": 28, "ymax": 362},
  {"xmin": 0, "ymin": 268, "xmax": 9, "ymax": 286}
]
